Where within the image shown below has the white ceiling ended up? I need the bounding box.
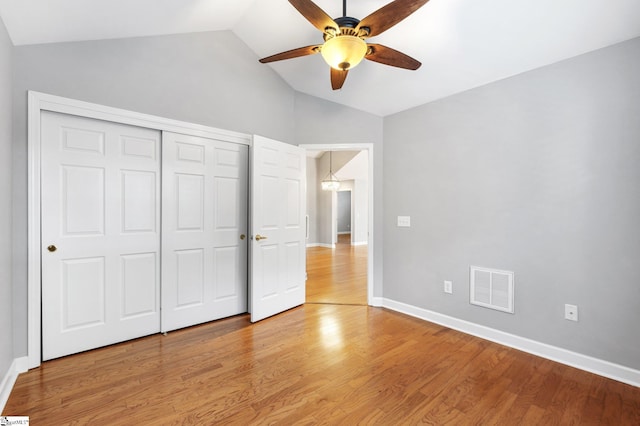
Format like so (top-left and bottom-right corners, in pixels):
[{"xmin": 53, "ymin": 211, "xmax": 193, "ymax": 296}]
[{"xmin": 1, "ymin": 0, "xmax": 639, "ymax": 116}]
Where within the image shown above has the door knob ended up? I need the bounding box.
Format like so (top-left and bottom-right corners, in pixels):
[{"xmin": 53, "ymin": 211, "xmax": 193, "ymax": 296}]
[
  {"xmin": 255, "ymin": 234, "xmax": 268, "ymax": 241},
  {"xmin": 47, "ymin": 245, "xmax": 57, "ymax": 252},
  {"xmin": 240, "ymin": 234, "xmax": 246, "ymax": 240}
]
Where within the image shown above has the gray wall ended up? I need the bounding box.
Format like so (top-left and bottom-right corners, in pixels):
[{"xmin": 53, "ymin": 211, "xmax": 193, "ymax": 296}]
[
  {"xmin": 337, "ymin": 190, "xmax": 351, "ymax": 233},
  {"xmin": 383, "ymin": 37, "xmax": 640, "ymax": 369},
  {"xmin": 295, "ymin": 92, "xmax": 384, "ymax": 297},
  {"xmin": 0, "ymin": 15, "xmax": 13, "ymax": 386}
]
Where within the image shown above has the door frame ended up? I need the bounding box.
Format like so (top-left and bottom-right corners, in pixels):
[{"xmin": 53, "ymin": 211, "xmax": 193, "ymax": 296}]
[
  {"xmin": 27, "ymin": 91, "xmax": 251, "ymax": 368},
  {"xmin": 299, "ymin": 143, "xmax": 375, "ymax": 306}
]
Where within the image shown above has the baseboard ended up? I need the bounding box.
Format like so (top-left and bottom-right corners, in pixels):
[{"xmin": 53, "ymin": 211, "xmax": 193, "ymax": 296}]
[
  {"xmin": 382, "ymin": 298, "xmax": 640, "ymax": 388},
  {"xmin": 0, "ymin": 357, "xmax": 28, "ymax": 413},
  {"xmin": 306, "ymin": 243, "xmax": 335, "ymax": 249},
  {"xmin": 351, "ymin": 241, "xmax": 368, "ymax": 246},
  {"xmin": 370, "ymin": 297, "xmax": 383, "ymax": 307}
]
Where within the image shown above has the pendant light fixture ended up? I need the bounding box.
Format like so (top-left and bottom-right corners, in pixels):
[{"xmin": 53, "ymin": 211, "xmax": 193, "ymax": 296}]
[{"xmin": 321, "ymin": 151, "xmax": 341, "ymax": 191}]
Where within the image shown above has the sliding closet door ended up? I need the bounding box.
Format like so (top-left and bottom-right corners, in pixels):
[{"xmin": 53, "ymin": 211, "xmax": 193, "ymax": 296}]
[
  {"xmin": 161, "ymin": 132, "xmax": 248, "ymax": 332},
  {"xmin": 41, "ymin": 111, "xmax": 161, "ymax": 360}
]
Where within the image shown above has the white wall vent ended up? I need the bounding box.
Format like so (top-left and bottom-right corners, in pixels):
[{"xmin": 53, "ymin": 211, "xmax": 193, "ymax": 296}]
[{"xmin": 469, "ymin": 266, "xmax": 514, "ymax": 314}]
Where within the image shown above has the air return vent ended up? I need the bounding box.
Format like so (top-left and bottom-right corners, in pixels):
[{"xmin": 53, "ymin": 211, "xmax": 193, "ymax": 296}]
[{"xmin": 470, "ymin": 266, "xmax": 514, "ymax": 314}]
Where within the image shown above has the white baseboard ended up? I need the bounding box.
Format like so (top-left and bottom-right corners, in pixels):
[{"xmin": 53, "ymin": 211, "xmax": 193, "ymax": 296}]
[
  {"xmin": 0, "ymin": 357, "xmax": 29, "ymax": 413},
  {"xmin": 307, "ymin": 241, "xmax": 366, "ymax": 247},
  {"xmin": 306, "ymin": 243, "xmax": 335, "ymax": 249},
  {"xmin": 370, "ymin": 297, "xmax": 383, "ymax": 307},
  {"xmin": 382, "ymin": 298, "xmax": 640, "ymax": 388}
]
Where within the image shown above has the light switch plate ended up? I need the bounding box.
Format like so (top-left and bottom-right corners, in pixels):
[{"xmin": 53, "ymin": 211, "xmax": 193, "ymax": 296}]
[{"xmin": 397, "ymin": 216, "xmax": 411, "ymax": 227}]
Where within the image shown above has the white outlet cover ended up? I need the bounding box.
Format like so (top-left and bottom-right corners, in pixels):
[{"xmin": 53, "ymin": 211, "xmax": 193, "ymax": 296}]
[
  {"xmin": 444, "ymin": 280, "xmax": 453, "ymax": 294},
  {"xmin": 565, "ymin": 304, "xmax": 578, "ymax": 321}
]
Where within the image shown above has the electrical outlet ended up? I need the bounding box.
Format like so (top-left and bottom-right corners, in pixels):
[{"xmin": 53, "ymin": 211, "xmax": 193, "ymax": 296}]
[
  {"xmin": 444, "ymin": 280, "xmax": 453, "ymax": 294},
  {"xmin": 565, "ymin": 304, "xmax": 578, "ymax": 321}
]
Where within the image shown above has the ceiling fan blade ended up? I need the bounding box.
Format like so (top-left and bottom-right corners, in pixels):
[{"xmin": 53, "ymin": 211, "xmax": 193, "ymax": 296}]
[
  {"xmin": 289, "ymin": 0, "xmax": 338, "ymax": 33},
  {"xmin": 330, "ymin": 68, "xmax": 348, "ymax": 90},
  {"xmin": 259, "ymin": 45, "xmax": 321, "ymax": 63},
  {"xmin": 357, "ymin": 0, "xmax": 430, "ymax": 38},
  {"xmin": 365, "ymin": 44, "xmax": 421, "ymax": 70}
]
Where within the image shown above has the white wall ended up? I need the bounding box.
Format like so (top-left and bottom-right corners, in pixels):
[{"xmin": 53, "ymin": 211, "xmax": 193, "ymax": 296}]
[
  {"xmin": 352, "ymin": 179, "xmax": 368, "ymax": 245},
  {"xmin": 383, "ymin": 37, "xmax": 640, "ymax": 370},
  {"xmin": 336, "ymin": 150, "xmax": 368, "ymax": 180},
  {"xmin": 0, "ymin": 14, "xmax": 14, "ymax": 403}
]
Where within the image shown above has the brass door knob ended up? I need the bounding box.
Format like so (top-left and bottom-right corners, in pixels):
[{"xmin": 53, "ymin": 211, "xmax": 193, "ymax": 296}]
[
  {"xmin": 240, "ymin": 234, "xmax": 246, "ymax": 240},
  {"xmin": 255, "ymin": 234, "xmax": 268, "ymax": 241},
  {"xmin": 47, "ymin": 245, "xmax": 57, "ymax": 252}
]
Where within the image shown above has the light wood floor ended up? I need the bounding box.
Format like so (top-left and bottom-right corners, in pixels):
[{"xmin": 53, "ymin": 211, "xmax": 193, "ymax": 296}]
[
  {"xmin": 306, "ymin": 233, "xmax": 368, "ymax": 305},
  {"xmin": 4, "ymin": 239, "xmax": 640, "ymax": 424}
]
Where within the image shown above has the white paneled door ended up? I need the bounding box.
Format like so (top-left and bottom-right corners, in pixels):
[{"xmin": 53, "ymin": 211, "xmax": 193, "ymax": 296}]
[
  {"xmin": 161, "ymin": 132, "xmax": 248, "ymax": 332},
  {"xmin": 41, "ymin": 111, "xmax": 161, "ymax": 360},
  {"xmin": 250, "ymin": 135, "xmax": 306, "ymax": 322}
]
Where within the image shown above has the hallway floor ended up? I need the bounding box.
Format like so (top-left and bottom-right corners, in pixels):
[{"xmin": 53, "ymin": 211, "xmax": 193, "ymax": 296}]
[{"xmin": 305, "ymin": 234, "xmax": 367, "ymax": 305}]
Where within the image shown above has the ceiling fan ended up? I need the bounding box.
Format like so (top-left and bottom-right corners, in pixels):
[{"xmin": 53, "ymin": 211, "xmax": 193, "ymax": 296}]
[{"xmin": 259, "ymin": 0, "xmax": 430, "ymax": 90}]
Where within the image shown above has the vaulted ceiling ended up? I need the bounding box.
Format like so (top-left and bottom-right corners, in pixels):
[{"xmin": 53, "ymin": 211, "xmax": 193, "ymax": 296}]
[{"xmin": 1, "ymin": 0, "xmax": 639, "ymax": 116}]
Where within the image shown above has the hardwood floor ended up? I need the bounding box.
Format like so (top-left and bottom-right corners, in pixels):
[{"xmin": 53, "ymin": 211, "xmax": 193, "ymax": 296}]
[
  {"xmin": 306, "ymin": 234, "xmax": 367, "ymax": 305},
  {"xmin": 4, "ymin": 304, "xmax": 640, "ymax": 424},
  {"xmin": 4, "ymin": 242, "xmax": 640, "ymax": 424}
]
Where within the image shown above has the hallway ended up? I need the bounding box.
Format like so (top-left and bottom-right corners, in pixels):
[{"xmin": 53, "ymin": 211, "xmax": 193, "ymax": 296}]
[{"xmin": 305, "ymin": 234, "xmax": 367, "ymax": 305}]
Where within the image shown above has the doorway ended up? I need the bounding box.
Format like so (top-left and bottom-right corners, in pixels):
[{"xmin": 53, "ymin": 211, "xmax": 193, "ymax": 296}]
[
  {"xmin": 337, "ymin": 190, "xmax": 352, "ymax": 243},
  {"xmin": 300, "ymin": 144, "xmax": 374, "ymax": 306}
]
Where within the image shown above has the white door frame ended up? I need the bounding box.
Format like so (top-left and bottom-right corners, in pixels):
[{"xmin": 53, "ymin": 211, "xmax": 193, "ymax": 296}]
[
  {"xmin": 299, "ymin": 143, "xmax": 375, "ymax": 306},
  {"xmin": 27, "ymin": 91, "xmax": 251, "ymax": 368}
]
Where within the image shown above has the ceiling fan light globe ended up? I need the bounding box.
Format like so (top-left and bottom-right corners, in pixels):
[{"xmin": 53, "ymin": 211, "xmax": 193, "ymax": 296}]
[{"xmin": 321, "ymin": 35, "xmax": 367, "ymax": 71}]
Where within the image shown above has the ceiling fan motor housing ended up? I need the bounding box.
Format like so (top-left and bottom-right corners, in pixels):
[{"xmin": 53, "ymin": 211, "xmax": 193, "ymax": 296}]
[
  {"xmin": 334, "ymin": 16, "xmax": 360, "ymax": 29},
  {"xmin": 323, "ymin": 16, "xmax": 369, "ymax": 39}
]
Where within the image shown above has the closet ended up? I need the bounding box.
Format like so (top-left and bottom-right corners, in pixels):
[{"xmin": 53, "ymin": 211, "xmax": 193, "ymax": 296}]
[{"xmin": 34, "ymin": 96, "xmax": 305, "ymax": 362}]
